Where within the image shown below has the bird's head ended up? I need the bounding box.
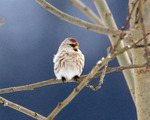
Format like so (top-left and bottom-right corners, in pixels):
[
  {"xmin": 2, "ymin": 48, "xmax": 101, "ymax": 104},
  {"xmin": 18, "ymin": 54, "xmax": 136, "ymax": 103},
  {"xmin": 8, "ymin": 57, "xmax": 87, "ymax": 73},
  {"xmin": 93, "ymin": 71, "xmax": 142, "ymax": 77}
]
[{"xmin": 58, "ymin": 38, "xmax": 80, "ymax": 52}]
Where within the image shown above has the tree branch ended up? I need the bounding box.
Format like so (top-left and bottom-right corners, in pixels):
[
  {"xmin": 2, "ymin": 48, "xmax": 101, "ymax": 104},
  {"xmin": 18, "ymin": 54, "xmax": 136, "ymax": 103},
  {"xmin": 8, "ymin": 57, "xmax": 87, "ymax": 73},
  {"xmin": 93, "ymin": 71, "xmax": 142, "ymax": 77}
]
[
  {"xmin": 0, "ymin": 64, "xmax": 145, "ymax": 94},
  {"xmin": 94, "ymin": 60, "xmax": 108, "ymax": 90},
  {"xmin": 93, "ymin": 0, "xmax": 136, "ymax": 103},
  {"xmin": 35, "ymin": 0, "xmax": 121, "ymax": 36},
  {"xmin": 71, "ymin": 0, "xmax": 104, "ymax": 26},
  {"xmin": 0, "ymin": 96, "xmax": 46, "ymax": 120},
  {"xmin": 0, "ymin": 79, "xmax": 66, "ymax": 94},
  {"xmin": 122, "ymin": 0, "xmax": 139, "ymax": 30},
  {"xmin": 138, "ymin": 0, "xmax": 150, "ymax": 68}
]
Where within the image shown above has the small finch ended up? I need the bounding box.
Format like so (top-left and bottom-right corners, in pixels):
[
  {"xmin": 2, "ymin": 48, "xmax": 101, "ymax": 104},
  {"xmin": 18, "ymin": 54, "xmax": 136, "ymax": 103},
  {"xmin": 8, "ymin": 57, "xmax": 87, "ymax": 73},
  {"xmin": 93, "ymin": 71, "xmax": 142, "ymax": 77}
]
[{"xmin": 53, "ymin": 38, "xmax": 85, "ymax": 81}]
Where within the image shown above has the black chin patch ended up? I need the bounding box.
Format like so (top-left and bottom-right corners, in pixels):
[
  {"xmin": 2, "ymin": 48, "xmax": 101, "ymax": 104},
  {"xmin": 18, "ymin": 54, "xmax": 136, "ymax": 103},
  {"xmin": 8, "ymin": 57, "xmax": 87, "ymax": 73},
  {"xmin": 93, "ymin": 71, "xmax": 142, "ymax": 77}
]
[{"xmin": 74, "ymin": 49, "xmax": 78, "ymax": 51}]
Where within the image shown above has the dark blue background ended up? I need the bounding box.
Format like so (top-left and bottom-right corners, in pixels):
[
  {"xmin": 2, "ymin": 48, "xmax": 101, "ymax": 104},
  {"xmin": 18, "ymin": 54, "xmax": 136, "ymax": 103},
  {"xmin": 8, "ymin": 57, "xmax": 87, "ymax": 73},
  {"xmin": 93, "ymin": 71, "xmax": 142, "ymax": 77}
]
[{"xmin": 0, "ymin": 0, "xmax": 136, "ymax": 120}]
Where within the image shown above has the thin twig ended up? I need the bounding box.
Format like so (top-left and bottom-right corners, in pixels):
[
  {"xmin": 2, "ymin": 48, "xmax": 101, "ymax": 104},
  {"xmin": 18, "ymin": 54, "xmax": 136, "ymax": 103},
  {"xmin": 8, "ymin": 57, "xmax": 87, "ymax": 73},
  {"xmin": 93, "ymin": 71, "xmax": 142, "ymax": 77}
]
[
  {"xmin": 95, "ymin": 64, "xmax": 145, "ymax": 77},
  {"xmin": 73, "ymin": 79, "xmax": 95, "ymax": 90},
  {"xmin": 0, "ymin": 78, "xmax": 95, "ymax": 94},
  {"xmin": 35, "ymin": 0, "xmax": 121, "ymax": 36},
  {"xmin": 111, "ymin": 32, "xmax": 126, "ymax": 52},
  {"xmin": 0, "ymin": 96, "xmax": 46, "ymax": 120},
  {"xmin": 0, "ymin": 79, "xmax": 66, "ymax": 94},
  {"xmin": 122, "ymin": 0, "xmax": 139, "ymax": 30},
  {"xmin": 94, "ymin": 62, "xmax": 108, "ymax": 90},
  {"xmin": 94, "ymin": 47, "xmax": 110, "ymax": 90},
  {"xmin": 71, "ymin": 0, "xmax": 104, "ymax": 26}
]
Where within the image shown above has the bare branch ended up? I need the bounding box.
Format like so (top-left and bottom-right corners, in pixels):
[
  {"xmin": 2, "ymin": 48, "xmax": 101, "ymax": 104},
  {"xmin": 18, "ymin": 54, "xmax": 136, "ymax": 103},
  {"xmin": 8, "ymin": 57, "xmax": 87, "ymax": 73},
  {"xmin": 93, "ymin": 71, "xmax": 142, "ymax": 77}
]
[
  {"xmin": 71, "ymin": 0, "xmax": 104, "ymax": 26},
  {"xmin": 122, "ymin": 0, "xmax": 139, "ymax": 30},
  {"xmin": 0, "ymin": 78, "xmax": 97, "ymax": 94},
  {"xmin": 0, "ymin": 63, "xmax": 145, "ymax": 94},
  {"xmin": 0, "ymin": 78, "xmax": 76, "ymax": 94},
  {"xmin": 94, "ymin": 63, "xmax": 108, "ymax": 90},
  {"xmin": 93, "ymin": 0, "xmax": 118, "ymax": 29},
  {"xmin": 35, "ymin": 0, "xmax": 121, "ymax": 36},
  {"xmin": 94, "ymin": 47, "xmax": 110, "ymax": 90},
  {"xmin": 93, "ymin": 0, "xmax": 136, "ymax": 103},
  {"xmin": 0, "ymin": 96, "xmax": 46, "ymax": 120},
  {"xmin": 0, "ymin": 79, "xmax": 64, "ymax": 94}
]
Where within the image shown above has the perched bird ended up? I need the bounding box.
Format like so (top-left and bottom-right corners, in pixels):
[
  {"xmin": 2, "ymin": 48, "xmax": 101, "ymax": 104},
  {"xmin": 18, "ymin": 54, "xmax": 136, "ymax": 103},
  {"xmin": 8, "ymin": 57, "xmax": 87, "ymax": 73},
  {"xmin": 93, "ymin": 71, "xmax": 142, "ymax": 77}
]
[{"xmin": 53, "ymin": 38, "xmax": 85, "ymax": 81}]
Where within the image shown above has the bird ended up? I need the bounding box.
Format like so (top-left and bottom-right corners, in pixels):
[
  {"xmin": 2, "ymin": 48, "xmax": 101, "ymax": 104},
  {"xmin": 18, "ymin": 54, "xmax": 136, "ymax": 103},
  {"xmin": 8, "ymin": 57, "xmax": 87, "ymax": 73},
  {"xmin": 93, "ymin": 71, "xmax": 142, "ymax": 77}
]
[{"xmin": 53, "ymin": 38, "xmax": 85, "ymax": 81}]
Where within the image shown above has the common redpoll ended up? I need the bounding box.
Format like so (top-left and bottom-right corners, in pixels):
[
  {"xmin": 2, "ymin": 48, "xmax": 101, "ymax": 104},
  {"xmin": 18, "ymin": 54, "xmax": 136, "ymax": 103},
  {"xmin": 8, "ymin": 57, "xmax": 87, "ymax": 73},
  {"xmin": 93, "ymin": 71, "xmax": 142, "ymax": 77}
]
[{"xmin": 53, "ymin": 38, "xmax": 85, "ymax": 81}]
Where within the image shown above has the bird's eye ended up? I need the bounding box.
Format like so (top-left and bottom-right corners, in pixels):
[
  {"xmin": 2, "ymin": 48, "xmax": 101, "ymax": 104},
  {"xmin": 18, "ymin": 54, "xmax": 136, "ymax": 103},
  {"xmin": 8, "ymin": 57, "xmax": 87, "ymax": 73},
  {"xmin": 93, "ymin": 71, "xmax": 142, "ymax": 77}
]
[{"xmin": 69, "ymin": 44, "xmax": 75, "ymax": 47}]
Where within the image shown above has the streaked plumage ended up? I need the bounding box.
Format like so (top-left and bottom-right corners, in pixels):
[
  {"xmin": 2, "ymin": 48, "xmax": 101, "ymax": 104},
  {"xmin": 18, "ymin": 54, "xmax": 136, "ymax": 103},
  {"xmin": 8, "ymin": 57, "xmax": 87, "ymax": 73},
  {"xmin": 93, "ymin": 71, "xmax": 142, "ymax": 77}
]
[{"xmin": 53, "ymin": 38, "xmax": 84, "ymax": 80}]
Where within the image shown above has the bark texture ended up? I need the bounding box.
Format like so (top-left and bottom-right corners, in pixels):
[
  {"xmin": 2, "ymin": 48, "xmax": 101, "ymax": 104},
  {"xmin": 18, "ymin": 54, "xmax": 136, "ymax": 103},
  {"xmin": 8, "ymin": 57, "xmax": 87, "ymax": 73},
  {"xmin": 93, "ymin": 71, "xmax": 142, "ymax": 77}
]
[{"xmin": 129, "ymin": 0, "xmax": 150, "ymax": 119}]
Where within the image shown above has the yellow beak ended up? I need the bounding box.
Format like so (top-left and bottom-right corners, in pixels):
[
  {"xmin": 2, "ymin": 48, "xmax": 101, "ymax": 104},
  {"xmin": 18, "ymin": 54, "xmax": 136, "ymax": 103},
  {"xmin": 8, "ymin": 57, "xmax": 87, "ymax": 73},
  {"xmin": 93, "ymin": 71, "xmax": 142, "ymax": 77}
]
[{"xmin": 74, "ymin": 45, "xmax": 79, "ymax": 49}]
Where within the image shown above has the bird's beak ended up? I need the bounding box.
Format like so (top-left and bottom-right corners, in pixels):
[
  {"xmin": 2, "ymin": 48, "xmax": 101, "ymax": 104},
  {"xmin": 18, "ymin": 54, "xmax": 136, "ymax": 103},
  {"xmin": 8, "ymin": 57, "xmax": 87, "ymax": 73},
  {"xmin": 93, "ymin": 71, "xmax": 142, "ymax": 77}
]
[{"xmin": 74, "ymin": 45, "xmax": 79, "ymax": 49}]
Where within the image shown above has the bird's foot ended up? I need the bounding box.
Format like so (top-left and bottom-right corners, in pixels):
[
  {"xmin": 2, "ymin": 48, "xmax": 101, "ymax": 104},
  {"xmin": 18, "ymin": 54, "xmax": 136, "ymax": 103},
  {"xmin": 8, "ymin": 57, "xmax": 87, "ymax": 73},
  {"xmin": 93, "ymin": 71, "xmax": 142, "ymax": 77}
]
[
  {"xmin": 61, "ymin": 77, "xmax": 66, "ymax": 83},
  {"xmin": 73, "ymin": 75, "xmax": 80, "ymax": 82}
]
